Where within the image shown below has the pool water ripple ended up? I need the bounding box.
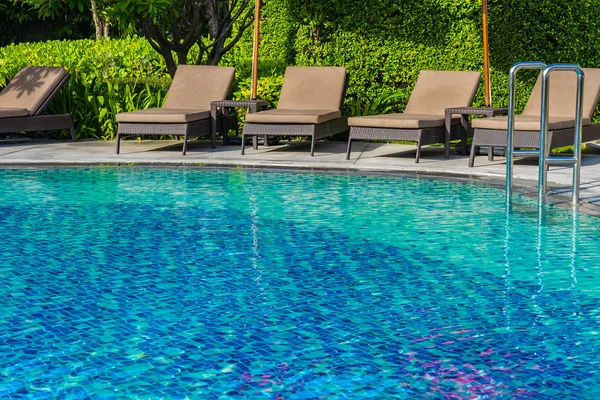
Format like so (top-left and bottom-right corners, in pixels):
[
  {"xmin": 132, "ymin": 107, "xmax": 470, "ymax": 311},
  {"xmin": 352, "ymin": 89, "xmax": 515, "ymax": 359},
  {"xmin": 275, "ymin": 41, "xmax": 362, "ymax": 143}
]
[{"xmin": 0, "ymin": 168, "xmax": 600, "ymax": 398}]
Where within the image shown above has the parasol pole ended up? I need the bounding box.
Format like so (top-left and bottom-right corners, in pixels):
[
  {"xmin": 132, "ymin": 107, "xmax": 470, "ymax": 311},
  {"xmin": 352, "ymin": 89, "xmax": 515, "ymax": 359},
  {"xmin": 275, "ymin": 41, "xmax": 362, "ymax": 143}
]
[
  {"xmin": 250, "ymin": 0, "xmax": 261, "ymax": 100},
  {"xmin": 482, "ymin": 0, "xmax": 492, "ymax": 107}
]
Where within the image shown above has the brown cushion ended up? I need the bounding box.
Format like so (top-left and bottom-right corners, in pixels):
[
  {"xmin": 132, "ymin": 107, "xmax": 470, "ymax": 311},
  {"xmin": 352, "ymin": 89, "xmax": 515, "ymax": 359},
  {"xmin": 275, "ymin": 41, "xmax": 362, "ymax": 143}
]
[
  {"xmin": 348, "ymin": 113, "xmax": 461, "ymax": 129},
  {"xmin": 471, "ymin": 115, "xmax": 591, "ymax": 131},
  {"xmin": 162, "ymin": 65, "xmax": 235, "ymax": 110},
  {"xmin": 523, "ymin": 68, "xmax": 600, "ymax": 119},
  {"xmin": 0, "ymin": 107, "xmax": 29, "ymax": 118},
  {"xmin": 277, "ymin": 66, "xmax": 346, "ymax": 111},
  {"xmin": 404, "ymin": 70, "xmax": 481, "ymax": 115},
  {"xmin": 0, "ymin": 66, "xmax": 67, "ymax": 114},
  {"xmin": 245, "ymin": 109, "xmax": 341, "ymax": 124},
  {"xmin": 116, "ymin": 108, "xmax": 210, "ymax": 123}
]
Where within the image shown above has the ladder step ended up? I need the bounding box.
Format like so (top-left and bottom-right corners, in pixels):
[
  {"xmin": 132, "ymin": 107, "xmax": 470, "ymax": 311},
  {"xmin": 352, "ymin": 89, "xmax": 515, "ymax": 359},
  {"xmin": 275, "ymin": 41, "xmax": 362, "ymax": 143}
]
[
  {"xmin": 546, "ymin": 156, "xmax": 578, "ymax": 166},
  {"xmin": 513, "ymin": 150, "xmax": 540, "ymax": 156}
]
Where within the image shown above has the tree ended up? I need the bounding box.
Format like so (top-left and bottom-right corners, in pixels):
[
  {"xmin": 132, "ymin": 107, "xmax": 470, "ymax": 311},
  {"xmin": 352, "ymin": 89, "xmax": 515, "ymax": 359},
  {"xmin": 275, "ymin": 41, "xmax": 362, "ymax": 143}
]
[
  {"xmin": 111, "ymin": 0, "xmax": 255, "ymax": 77},
  {"xmin": 23, "ymin": 0, "xmax": 113, "ymax": 39},
  {"xmin": 0, "ymin": 0, "xmax": 95, "ymax": 45},
  {"xmin": 89, "ymin": 0, "xmax": 111, "ymax": 39},
  {"xmin": 0, "ymin": 1, "xmax": 33, "ymax": 45}
]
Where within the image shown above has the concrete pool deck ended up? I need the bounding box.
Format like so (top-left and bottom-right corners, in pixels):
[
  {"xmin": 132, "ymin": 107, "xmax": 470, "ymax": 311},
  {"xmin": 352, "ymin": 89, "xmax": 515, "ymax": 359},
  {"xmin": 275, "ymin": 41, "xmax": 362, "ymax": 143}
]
[{"xmin": 2, "ymin": 138, "xmax": 600, "ymax": 208}]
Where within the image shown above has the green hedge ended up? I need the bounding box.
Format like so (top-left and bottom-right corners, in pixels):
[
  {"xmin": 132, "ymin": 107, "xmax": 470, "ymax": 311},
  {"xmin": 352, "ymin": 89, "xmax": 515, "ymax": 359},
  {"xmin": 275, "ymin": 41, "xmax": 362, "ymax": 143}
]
[
  {"xmin": 2, "ymin": 0, "xmax": 600, "ymax": 139},
  {"xmin": 0, "ymin": 37, "xmax": 170, "ymax": 139},
  {"xmin": 259, "ymin": 0, "xmax": 600, "ymax": 115},
  {"xmin": 0, "ymin": 37, "xmax": 286, "ymax": 139}
]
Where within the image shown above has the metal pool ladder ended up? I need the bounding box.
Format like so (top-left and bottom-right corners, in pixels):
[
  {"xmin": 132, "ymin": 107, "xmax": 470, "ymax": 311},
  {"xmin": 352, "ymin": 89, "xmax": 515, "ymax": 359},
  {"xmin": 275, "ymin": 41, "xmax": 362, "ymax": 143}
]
[{"xmin": 505, "ymin": 62, "xmax": 585, "ymax": 210}]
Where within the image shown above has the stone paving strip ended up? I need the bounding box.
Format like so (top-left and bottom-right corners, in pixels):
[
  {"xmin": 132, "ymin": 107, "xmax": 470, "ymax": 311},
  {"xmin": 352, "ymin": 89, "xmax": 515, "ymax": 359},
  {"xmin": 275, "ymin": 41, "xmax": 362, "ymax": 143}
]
[{"xmin": 1, "ymin": 139, "xmax": 599, "ymax": 210}]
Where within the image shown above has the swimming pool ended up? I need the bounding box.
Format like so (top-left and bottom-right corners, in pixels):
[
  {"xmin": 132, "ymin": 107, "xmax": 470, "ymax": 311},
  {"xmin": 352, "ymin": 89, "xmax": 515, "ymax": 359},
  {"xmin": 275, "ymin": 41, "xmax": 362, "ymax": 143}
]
[{"xmin": 1, "ymin": 168, "xmax": 599, "ymax": 398}]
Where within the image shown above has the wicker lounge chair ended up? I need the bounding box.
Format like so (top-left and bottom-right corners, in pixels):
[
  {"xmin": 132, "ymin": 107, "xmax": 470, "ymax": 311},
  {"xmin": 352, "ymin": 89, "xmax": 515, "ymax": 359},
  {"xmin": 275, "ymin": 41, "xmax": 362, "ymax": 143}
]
[
  {"xmin": 242, "ymin": 66, "xmax": 349, "ymax": 156},
  {"xmin": 0, "ymin": 66, "xmax": 75, "ymax": 140},
  {"xmin": 469, "ymin": 68, "xmax": 600, "ymax": 167},
  {"xmin": 116, "ymin": 65, "xmax": 235, "ymax": 155},
  {"xmin": 346, "ymin": 70, "xmax": 481, "ymax": 163}
]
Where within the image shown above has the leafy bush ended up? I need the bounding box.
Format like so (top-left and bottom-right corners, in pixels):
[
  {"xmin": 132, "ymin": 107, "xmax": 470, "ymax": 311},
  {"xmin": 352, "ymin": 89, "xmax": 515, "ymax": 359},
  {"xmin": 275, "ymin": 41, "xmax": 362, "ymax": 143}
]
[
  {"xmin": 0, "ymin": 37, "xmax": 170, "ymax": 139},
  {"xmin": 226, "ymin": 74, "xmax": 285, "ymax": 131},
  {"xmin": 0, "ymin": 36, "xmax": 285, "ymax": 140},
  {"xmin": 233, "ymin": 74, "xmax": 285, "ymax": 107},
  {"xmin": 0, "ymin": 1, "xmax": 93, "ymax": 46},
  {"xmin": 349, "ymin": 92, "xmax": 407, "ymax": 117},
  {"xmin": 257, "ymin": 0, "xmax": 600, "ymax": 116},
  {"xmin": 4, "ymin": 0, "xmax": 600, "ymax": 140}
]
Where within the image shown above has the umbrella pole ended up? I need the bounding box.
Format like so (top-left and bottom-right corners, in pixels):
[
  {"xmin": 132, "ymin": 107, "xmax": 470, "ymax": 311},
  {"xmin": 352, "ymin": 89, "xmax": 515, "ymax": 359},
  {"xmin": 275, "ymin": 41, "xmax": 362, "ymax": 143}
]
[
  {"xmin": 482, "ymin": 0, "xmax": 491, "ymax": 107},
  {"xmin": 250, "ymin": 0, "xmax": 261, "ymax": 100}
]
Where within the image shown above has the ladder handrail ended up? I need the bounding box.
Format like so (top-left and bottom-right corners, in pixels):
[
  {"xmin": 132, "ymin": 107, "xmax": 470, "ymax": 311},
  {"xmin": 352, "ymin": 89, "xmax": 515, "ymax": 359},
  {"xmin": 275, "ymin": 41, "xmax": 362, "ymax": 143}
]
[
  {"xmin": 506, "ymin": 61, "xmax": 547, "ymax": 207},
  {"xmin": 538, "ymin": 64, "xmax": 585, "ymax": 207},
  {"xmin": 505, "ymin": 62, "xmax": 584, "ymax": 210}
]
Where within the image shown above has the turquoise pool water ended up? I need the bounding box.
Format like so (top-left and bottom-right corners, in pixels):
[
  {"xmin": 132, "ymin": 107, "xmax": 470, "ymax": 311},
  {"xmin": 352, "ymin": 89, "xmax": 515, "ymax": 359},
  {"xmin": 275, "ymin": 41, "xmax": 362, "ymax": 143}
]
[{"xmin": 1, "ymin": 168, "xmax": 600, "ymax": 398}]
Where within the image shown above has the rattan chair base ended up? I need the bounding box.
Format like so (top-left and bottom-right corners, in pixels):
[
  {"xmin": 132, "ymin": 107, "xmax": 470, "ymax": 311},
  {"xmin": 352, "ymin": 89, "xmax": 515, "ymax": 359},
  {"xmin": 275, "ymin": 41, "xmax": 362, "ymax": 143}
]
[
  {"xmin": 241, "ymin": 117, "xmax": 349, "ymax": 156},
  {"xmin": 117, "ymin": 119, "xmax": 212, "ymax": 156},
  {"xmin": 116, "ymin": 113, "xmax": 233, "ymax": 156},
  {"xmin": 469, "ymin": 124, "xmax": 600, "ymax": 167},
  {"xmin": 346, "ymin": 124, "xmax": 466, "ymax": 163},
  {"xmin": 0, "ymin": 114, "xmax": 76, "ymax": 140}
]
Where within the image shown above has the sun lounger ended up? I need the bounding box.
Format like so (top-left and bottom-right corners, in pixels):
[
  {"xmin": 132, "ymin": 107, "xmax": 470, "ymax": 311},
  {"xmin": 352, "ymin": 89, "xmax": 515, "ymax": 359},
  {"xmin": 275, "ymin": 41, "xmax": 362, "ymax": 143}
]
[
  {"xmin": 116, "ymin": 65, "xmax": 235, "ymax": 155},
  {"xmin": 241, "ymin": 66, "xmax": 349, "ymax": 156},
  {"xmin": 469, "ymin": 68, "xmax": 600, "ymax": 167},
  {"xmin": 0, "ymin": 66, "xmax": 75, "ymax": 140},
  {"xmin": 346, "ymin": 70, "xmax": 481, "ymax": 163}
]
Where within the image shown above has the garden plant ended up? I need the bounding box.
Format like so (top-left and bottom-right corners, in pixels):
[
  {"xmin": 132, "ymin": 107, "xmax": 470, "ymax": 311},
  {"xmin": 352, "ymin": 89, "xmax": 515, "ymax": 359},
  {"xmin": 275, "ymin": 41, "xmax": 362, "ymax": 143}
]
[{"xmin": 1, "ymin": 0, "xmax": 600, "ymax": 139}]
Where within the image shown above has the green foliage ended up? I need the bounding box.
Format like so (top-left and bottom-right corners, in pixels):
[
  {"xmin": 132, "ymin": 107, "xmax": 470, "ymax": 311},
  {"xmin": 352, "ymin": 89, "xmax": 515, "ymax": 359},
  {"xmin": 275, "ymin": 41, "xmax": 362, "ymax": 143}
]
[
  {"xmin": 110, "ymin": 0, "xmax": 254, "ymax": 77},
  {"xmin": 23, "ymin": 0, "xmax": 115, "ymax": 25},
  {"xmin": 254, "ymin": 0, "xmax": 600, "ymax": 114},
  {"xmin": 233, "ymin": 74, "xmax": 284, "ymax": 107},
  {"xmin": 0, "ymin": 37, "xmax": 170, "ymax": 140},
  {"xmin": 228, "ymin": 74, "xmax": 284, "ymax": 129},
  {"xmin": 349, "ymin": 92, "xmax": 408, "ymax": 117},
  {"xmin": 0, "ymin": 1, "xmax": 32, "ymax": 23},
  {"xmin": 109, "ymin": 0, "xmax": 171, "ymax": 24},
  {"xmin": 4, "ymin": 0, "xmax": 600, "ymax": 139},
  {"xmin": 0, "ymin": 0, "xmax": 93, "ymax": 45},
  {"xmin": 219, "ymin": 0, "xmax": 295, "ymax": 84}
]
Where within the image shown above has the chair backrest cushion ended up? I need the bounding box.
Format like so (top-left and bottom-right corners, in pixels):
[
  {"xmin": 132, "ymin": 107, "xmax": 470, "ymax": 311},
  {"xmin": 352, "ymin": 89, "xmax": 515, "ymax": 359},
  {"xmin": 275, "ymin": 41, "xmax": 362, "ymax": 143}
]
[
  {"xmin": 523, "ymin": 68, "xmax": 600, "ymax": 119},
  {"xmin": 0, "ymin": 66, "xmax": 68, "ymax": 115},
  {"xmin": 277, "ymin": 66, "xmax": 347, "ymax": 111},
  {"xmin": 404, "ymin": 70, "xmax": 481, "ymax": 115},
  {"xmin": 163, "ymin": 65, "xmax": 235, "ymax": 110}
]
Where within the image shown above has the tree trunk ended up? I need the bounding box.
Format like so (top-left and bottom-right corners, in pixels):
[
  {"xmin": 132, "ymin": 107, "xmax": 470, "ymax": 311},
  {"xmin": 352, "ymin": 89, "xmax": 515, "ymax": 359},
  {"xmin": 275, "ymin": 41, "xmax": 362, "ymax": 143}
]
[
  {"xmin": 103, "ymin": 17, "xmax": 110, "ymax": 39},
  {"xmin": 176, "ymin": 49, "xmax": 189, "ymax": 67},
  {"xmin": 164, "ymin": 51, "xmax": 178, "ymax": 78},
  {"xmin": 90, "ymin": 0, "xmax": 103, "ymax": 40}
]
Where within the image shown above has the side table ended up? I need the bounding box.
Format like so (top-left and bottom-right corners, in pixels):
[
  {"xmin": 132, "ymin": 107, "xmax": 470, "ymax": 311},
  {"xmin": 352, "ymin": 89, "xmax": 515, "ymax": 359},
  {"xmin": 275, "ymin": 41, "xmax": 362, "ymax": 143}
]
[
  {"xmin": 444, "ymin": 107, "xmax": 508, "ymax": 159},
  {"xmin": 211, "ymin": 100, "xmax": 269, "ymax": 146}
]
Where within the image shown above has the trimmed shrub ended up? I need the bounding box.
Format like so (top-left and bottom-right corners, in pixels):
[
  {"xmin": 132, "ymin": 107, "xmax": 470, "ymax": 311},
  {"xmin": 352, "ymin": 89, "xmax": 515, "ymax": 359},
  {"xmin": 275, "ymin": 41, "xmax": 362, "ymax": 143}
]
[
  {"xmin": 0, "ymin": 36, "xmax": 285, "ymax": 139},
  {"xmin": 0, "ymin": 37, "xmax": 170, "ymax": 139},
  {"xmin": 258, "ymin": 0, "xmax": 600, "ymax": 116},
  {"xmin": 3, "ymin": 0, "xmax": 600, "ymax": 138}
]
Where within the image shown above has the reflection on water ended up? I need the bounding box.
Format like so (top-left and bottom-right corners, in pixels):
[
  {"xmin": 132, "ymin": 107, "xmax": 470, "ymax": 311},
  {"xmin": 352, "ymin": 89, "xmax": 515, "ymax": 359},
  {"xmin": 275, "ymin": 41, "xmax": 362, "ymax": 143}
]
[{"xmin": 0, "ymin": 168, "xmax": 599, "ymax": 398}]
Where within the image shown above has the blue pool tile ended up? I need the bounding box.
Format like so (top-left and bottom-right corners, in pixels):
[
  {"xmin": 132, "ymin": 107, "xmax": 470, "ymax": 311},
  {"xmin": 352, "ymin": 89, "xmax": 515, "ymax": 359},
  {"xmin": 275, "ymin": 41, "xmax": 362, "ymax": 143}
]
[{"xmin": 0, "ymin": 168, "xmax": 599, "ymax": 398}]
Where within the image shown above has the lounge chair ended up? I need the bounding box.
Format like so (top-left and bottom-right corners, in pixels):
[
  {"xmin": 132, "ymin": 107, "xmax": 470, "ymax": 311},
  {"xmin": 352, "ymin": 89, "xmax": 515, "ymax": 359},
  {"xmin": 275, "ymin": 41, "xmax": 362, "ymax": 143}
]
[
  {"xmin": 116, "ymin": 65, "xmax": 235, "ymax": 155},
  {"xmin": 242, "ymin": 66, "xmax": 349, "ymax": 156},
  {"xmin": 0, "ymin": 66, "xmax": 75, "ymax": 140},
  {"xmin": 469, "ymin": 68, "xmax": 600, "ymax": 167},
  {"xmin": 346, "ymin": 70, "xmax": 481, "ymax": 163}
]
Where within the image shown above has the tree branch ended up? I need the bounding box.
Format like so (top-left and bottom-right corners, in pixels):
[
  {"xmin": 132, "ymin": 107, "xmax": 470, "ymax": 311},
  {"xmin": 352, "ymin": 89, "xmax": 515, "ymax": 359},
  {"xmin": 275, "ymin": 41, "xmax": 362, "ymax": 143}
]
[{"xmin": 132, "ymin": 0, "xmax": 255, "ymax": 75}]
